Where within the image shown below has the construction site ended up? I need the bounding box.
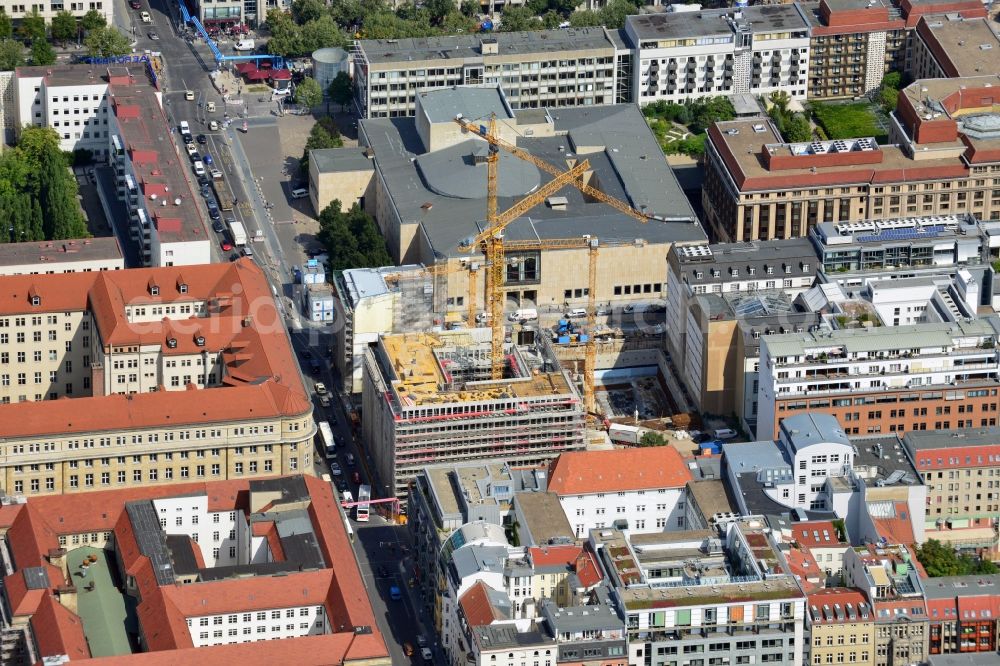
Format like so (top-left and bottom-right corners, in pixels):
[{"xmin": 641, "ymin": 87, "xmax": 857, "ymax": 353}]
[{"xmin": 361, "ymin": 329, "xmax": 585, "ymax": 500}]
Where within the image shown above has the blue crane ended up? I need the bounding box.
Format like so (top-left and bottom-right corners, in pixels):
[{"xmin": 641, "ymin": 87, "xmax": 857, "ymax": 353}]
[{"xmin": 177, "ymin": 0, "xmax": 286, "ymax": 70}]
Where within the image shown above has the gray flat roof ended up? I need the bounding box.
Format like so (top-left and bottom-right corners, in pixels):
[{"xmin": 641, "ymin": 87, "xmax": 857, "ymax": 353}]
[
  {"xmin": 669, "ymin": 237, "xmax": 818, "ymax": 285},
  {"xmin": 781, "ymin": 413, "xmax": 850, "ymax": 451},
  {"xmin": 904, "ymin": 427, "xmax": 1000, "ymax": 451},
  {"xmin": 359, "ymin": 27, "xmax": 625, "ymax": 66},
  {"xmin": 626, "ymin": 6, "xmax": 809, "ymax": 40},
  {"xmin": 361, "ymin": 103, "xmax": 703, "ymax": 259},
  {"xmin": 762, "ymin": 318, "xmax": 1000, "ymax": 358},
  {"xmin": 922, "ymin": 574, "xmax": 1000, "ymax": 601},
  {"xmin": 515, "ymin": 492, "xmax": 574, "ymax": 545},
  {"xmin": 0, "ymin": 237, "xmax": 123, "ymax": 268},
  {"xmin": 311, "ymin": 147, "xmax": 374, "ymax": 174},
  {"xmin": 418, "ymin": 86, "xmax": 512, "ymax": 124}
]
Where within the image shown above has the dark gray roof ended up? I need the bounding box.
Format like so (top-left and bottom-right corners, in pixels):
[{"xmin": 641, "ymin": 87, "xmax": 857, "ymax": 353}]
[
  {"xmin": 626, "ymin": 6, "xmax": 809, "ymax": 40},
  {"xmin": 311, "ymin": 147, "xmax": 374, "ymax": 174},
  {"xmin": 472, "ymin": 623, "xmax": 553, "ymax": 651},
  {"xmin": 165, "ymin": 534, "xmax": 201, "ymax": 576},
  {"xmin": 126, "ymin": 500, "xmax": 176, "ymax": 586},
  {"xmin": 732, "ymin": 472, "xmax": 829, "ymax": 520},
  {"xmin": 416, "ymin": 140, "xmax": 541, "ymax": 199},
  {"xmin": 418, "ymin": 86, "xmax": 512, "ymax": 125},
  {"xmin": 0, "ymin": 237, "xmax": 122, "ymax": 268},
  {"xmin": 850, "ymin": 435, "xmax": 922, "ymax": 486},
  {"xmin": 904, "ymin": 426, "xmax": 1000, "ymax": 451},
  {"xmin": 540, "ymin": 597, "xmax": 623, "ymax": 633},
  {"xmin": 359, "ymin": 28, "xmax": 625, "ymax": 66},
  {"xmin": 250, "ymin": 476, "xmax": 311, "ymax": 503},
  {"xmin": 669, "ymin": 238, "xmax": 818, "ymax": 286},
  {"xmin": 22, "ymin": 566, "xmax": 51, "ymax": 590},
  {"xmin": 361, "ymin": 103, "xmax": 703, "ymax": 259}
]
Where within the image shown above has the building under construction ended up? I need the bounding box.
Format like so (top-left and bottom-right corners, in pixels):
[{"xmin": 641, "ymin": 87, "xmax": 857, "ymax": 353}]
[{"xmin": 362, "ymin": 329, "xmax": 585, "ymax": 500}]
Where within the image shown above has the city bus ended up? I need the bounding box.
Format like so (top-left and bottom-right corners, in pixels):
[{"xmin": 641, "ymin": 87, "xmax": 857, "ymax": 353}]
[
  {"xmin": 316, "ymin": 420, "xmax": 335, "ymax": 458},
  {"xmin": 355, "ymin": 484, "xmax": 371, "ymax": 523}
]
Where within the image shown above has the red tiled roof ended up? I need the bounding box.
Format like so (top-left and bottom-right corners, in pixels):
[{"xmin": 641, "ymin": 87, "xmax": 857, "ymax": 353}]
[
  {"xmin": 872, "ymin": 502, "xmax": 916, "ymax": 546},
  {"xmin": 31, "ymin": 594, "xmax": 91, "ymax": 661},
  {"xmin": 3, "ymin": 569, "xmax": 44, "ymax": 617},
  {"xmin": 574, "ymin": 548, "xmax": 603, "ymax": 589},
  {"xmin": 785, "ymin": 548, "xmax": 822, "ymax": 594},
  {"xmin": 548, "ymin": 446, "xmax": 693, "ymax": 495},
  {"xmin": 529, "ymin": 544, "xmax": 582, "ymax": 569},
  {"xmin": 792, "ymin": 521, "xmax": 847, "ymax": 547},
  {"xmin": 0, "ymin": 260, "xmax": 311, "ymax": 439},
  {"xmin": 807, "ymin": 588, "xmax": 870, "ymax": 623},
  {"xmin": 459, "ymin": 581, "xmax": 506, "ymax": 627}
]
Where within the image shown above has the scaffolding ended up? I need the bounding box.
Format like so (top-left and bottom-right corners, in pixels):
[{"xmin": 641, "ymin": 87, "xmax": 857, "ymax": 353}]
[{"xmin": 363, "ymin": 330, "xmax": 586, "ymax": 500}]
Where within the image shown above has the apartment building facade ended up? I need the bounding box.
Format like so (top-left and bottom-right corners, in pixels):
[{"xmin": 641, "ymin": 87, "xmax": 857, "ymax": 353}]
[
  {"xmin": 702, "ymin": 83, "xmax": 1000, "ymax": 243},
  {"xmin": 923, "ymin": 575, "xmax": 1000, "ymax": 656},
  {"xmin": 0, "ymin": 260, "xmax": 316, "ymax": 499},
  {"xmin": 903, "ymin": 428, "xmax": 1000, "ymax": 549},
  {"xmin": 547, "ymin": 447, "xmax": 693, "ymax": 537},
  {"xmin": 807, "ymin": 588, "xmax": 876, "ymax": 666},
  {"xmin": 15, "ymin": 65, "xmax": 113, "ymax": 155},
  {"xmin": 592, "ymin": 521, "xmax": 807, "ymax": 666},
  {"xmin": 0, "ymin": 0, "xmax": 113, "ymax": 32},
  {"xmin": 352, "ymin": 28, "xmax": 632, "ymax": 118},
  {"xmin": 758, "ymin": 319, "xmax": 1000, "ymax": 440},
  {"xmin": 842, "ymin": 544, "xmax": 929, "ymax": 666},
  {"xmin": 625, "ymin": 6, "xmax": 811, "ymax": 106}
]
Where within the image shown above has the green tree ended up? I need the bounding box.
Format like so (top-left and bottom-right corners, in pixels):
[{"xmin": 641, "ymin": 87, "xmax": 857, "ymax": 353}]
[
  {"xmin": 85, "ymin": 25, "xmax": 131, "ymax": 57},
  {"xmin": 440, "ymin": 10, "xmax": 476, "ymax": 33},
  {"xmin": 300, "ymin": 118, "xmax": 344, "ymax": 172},
  {"xmin": 18, "ymin": 10, "xmax": 46, "ymax": 43},
  {"xmin": 568, "ymin": 10, "xmax": 601, "ymax": 27},
  {"xmin": 639, "ymin": 431, "xmax": 666, "ymax": 447},
  {"xmin": 0, "ymin": 38, "xmax": 24, "ymax": 71},
  {"xmin": 917, "ymin": 539, "xmax": 1000, "ymax": 578},
  {"xmin": 30, "ymin": 37, "xmax": 56, "ymax": 65},
  {"xmin": 300, "ymin": 15, "xmax": 346, "ymax": 52},
  {"xmin": 317, "ymin": 199, "xmax": 391, "ymax": 271},
  {"xmin": 51, "ymin": 10, "xmax": 78, "ymax": 45},
  {"xmin": 292, "ymin": 0, "xmax": 326, "ymax": 23},
  {"xmin": 597, "ymin": 0, "xmax": 637, "ymax": 29},
  {"xmin": 784, "ymin": 114, "xmax": 812, "ymax": 143},
  {"xmin": 879, "ymin": 86, "xmax": 899, "ymax": 113},
  {"xmin": 425, "ymin": 0, "xmax": 454, "ymax": 24},
  {"xmin": 327, "ymin": 71, "xmax": 353, "ymax": 112},
  {"xmin": 882, "ymin": 70, "xmax": 902, "ymax": 91},
  {"xmin": 294, "ymin": 76, "xmax": 323, "ymax": 110},
  {"xmin": 0, "ymin": 10, "xmax": 13, "ymax": 40},
  {"xmin": 81, "ymin": 9, "xmax": 106, "ymax": 32},
  {"xmin": 460, "ymin": 0, "xmax": 478, "ymax": 16},
  {"xmin": 498, "ymin": 6, "xmax": 537, "ymax": 31}
]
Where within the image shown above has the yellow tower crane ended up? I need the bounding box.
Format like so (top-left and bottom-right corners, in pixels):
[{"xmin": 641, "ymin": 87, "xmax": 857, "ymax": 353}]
[{"xmin": 454, "ymin": 114, "xmax": 656, "ymax": 410}]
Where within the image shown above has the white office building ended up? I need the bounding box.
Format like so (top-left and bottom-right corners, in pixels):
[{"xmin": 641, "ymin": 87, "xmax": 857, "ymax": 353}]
[
  {"xmin": 0, "ymin": 0, "xmax": 113, "ymax": 31},
  {"xmin": 547, "ymin": 447, "xmax": 692, "ymax": 537},
  {"xmin": 626, "ymin": 6, "xmax": 811, "ymax": 105},
  {"xmin": 15, "ymin": 66, "xmax": 113, "ymax": 155}
]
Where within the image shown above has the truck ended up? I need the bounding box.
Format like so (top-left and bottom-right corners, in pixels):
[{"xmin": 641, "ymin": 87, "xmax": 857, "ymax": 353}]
[
  {"xmin": 229, "ymin": 219, "xmax": 248, "ymax": 247},
  {"xmin": 608, "ymin": 423, "xmax": 645, "ymax": 445}
]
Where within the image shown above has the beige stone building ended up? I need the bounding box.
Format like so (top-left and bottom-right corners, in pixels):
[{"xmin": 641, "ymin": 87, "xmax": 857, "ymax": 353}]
[
  {"xmin": 307, "ymin": 146, "xmax": 375, "ymax": 217},
  {"xmin": 703, "ymin": 74, "xmax": 1000, "ymax": 243},
  {"xmin": 0, "ymin": 259, "xmax": 316, "ymax": 499},
  {"xmin": 349, "ymin": 86, "xmax": 704, "ymax": 319},
  {"xmin": 808, "ymin": 588, "xmax": 876, "ymax": 666}
]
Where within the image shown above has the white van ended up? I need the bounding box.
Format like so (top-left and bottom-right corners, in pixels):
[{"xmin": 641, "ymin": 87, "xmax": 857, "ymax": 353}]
[
  {"xmin": 234, "ymin": 39, "xmax": 255, "ymax": 51},
  {"xmin": 565, "ymin": 308, "xmax": 587, "ymax": 319},
  {"xmin": 713, "ymin": 428, "xmax": 738, "ymax": 440},
  {"xmin": 140, "ymin": 11, "xmax": 151, "ymax": 22},
  {"xmin": 475, "ymin": 311, "xmax": 492, "ymax": 324},
  {"xmin": 508, "ymin": 308, "xmax": 538, "ymax": 322},
  {"xmin": 341, "ymin": 490, "xmax": 354, "ymax": 503},
  {"xmin": 178, "ymin": 120, "xmax": 190, "ymax": 135},
  {"xmin": 192, "ymin": 160, "xmax": 206, "ymax": 177},
  {"xmin": 290, "ymin": 187, "xmax": 309, "ymax": 199}
]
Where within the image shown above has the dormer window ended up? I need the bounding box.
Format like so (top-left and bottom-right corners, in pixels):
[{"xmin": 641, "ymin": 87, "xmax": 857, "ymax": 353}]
[
  {"xmin": 30, "ymin": 295, "xmax": 40, "ymax": 306},
  {"xmin": 150, "ymin": 284, "xmax": 159, "ymax": 296},
  {"xmin": 166, "ymin": 338, "xmax": 178, "ymax": 349},
  {"xmin": 179, "ymin": 284, "xmax": 188, "ymax": 294}
]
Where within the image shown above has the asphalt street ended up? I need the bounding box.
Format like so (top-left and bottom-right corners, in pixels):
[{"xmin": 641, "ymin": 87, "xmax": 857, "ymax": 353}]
[{"xmin": 119, "ymin": 3, "xmax": 430, "ymax": 659}]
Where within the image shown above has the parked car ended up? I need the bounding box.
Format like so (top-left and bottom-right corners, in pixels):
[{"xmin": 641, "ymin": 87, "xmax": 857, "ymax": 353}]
[
  {"xmin": 147, "ymin": 31, "xmax": 159, "ymax": 40},
  {"xmin": 329, "ymin": 462, "xmax": 342, "ymax": 476},
  {"xmin": 220, "ymin": 241, "xmax": 233, "ymax": 251},
  {"xmin": 403, "ymin": 642, "xmax": 414, "ymax": 657},
  {"xmin": 416, "ymin": 635, "xmax": 428, "ymax": 648},
  {"xmin": 318, "ymin": 394, "xmax": 331, "ymax": 408},
  {"xmin": 713, "ymin": 428, "xmax": 738, "ymax": 440},
  {"xmin": 314, "ymin": 382, "xmax": 327, "ymax": 395},
  {"xmin": 389, "ymin": 586, "xmax": 402, "ymax": 601},
  {"xmin": 420, "ymin": 647, "xmax": 433, "ymax": 663},
  {"xmin": 196, "ymin": 134, "xmax": 207, "ymax": 144},
  {"xmin": 211, "ymin": 220, "xmax": 225, "ymax": 233},
  {"xmin": 290, "ymin": 187, "xmax": 309, "ymax": 199},
  {"xmin": 129, "ymin": 0, "xmax": 141, "ymax": 8},
  {"xmin": 350, "ymin": 471, "xmax": 361, "ymax": 485}
]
